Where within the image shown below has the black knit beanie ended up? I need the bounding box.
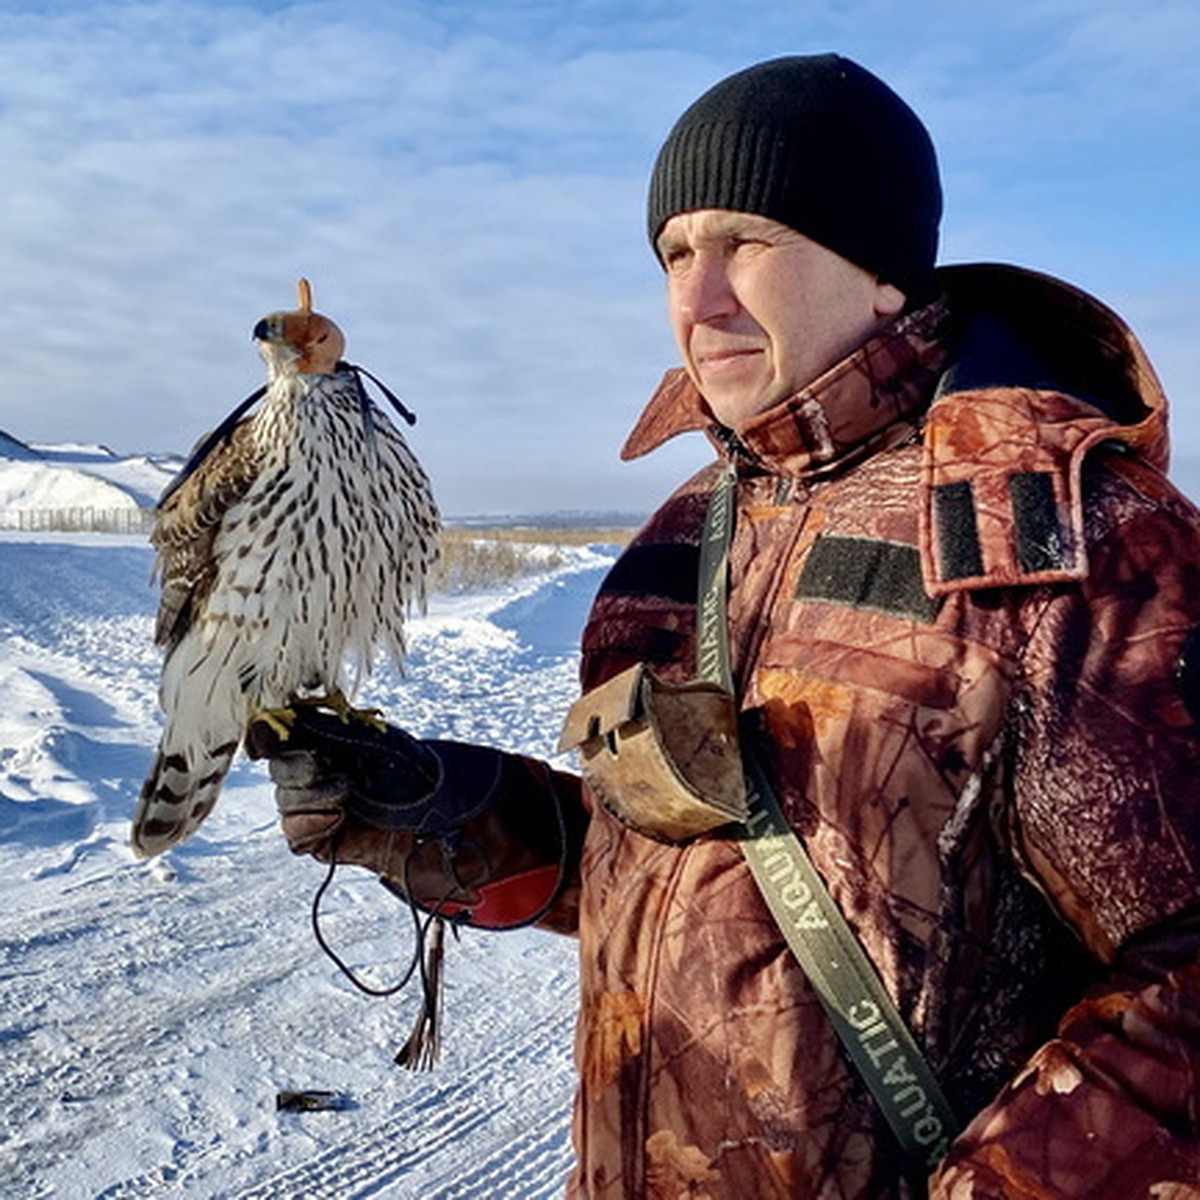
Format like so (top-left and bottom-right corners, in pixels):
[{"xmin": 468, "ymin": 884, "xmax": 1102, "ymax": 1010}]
[{"xmin": 647, "ymin": 54, "xmax": 942, "ymax": 296}]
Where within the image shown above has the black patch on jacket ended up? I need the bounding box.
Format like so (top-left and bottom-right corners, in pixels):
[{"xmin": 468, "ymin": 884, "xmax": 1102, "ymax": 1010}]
[
  {"xmin": 1176, "ymin": 626, "xmax": 1200, "ymax": 727},
  {"xmin": 796, "ymin": 535, "xmax": 941, "ymax": 623},
  {"xmin": 598, "ymin": 543, "xmax": 700, "ymax": 605},
  {"xmin": 1009, "ymin": 471, "xmax": 1066, "ymax": 573},
  {"xmin": 933, "ymin": 480, "xmax": 985, "ymax": 581}
]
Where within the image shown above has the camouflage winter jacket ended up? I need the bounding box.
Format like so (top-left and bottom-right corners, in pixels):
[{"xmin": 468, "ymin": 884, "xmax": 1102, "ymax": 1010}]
[{"xmin": 554, "ymin": 263, "xmax": 1200, "ymax": 1199}]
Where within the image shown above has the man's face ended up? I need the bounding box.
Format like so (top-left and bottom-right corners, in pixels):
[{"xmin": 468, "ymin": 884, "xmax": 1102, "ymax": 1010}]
[{"xmin": 657, "ymin": 210, "xmax": 906, "ymax": 432}]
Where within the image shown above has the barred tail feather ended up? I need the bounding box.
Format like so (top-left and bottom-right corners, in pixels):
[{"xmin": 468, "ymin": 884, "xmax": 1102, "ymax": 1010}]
[{"xmin": 132, "ymin": 738, "xmax": 238, "ymax": 858}]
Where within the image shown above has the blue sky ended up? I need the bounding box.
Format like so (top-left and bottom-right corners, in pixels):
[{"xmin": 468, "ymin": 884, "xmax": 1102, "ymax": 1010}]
[{"xmin": 0, "ymin": 0, "xmax": 1195, "ymax": 515}]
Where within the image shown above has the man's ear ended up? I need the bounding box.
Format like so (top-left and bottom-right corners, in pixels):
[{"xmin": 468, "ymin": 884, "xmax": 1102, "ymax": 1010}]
[{"xmin": 874, "ymin": 280, "xmax": 907, "ymax": 318}]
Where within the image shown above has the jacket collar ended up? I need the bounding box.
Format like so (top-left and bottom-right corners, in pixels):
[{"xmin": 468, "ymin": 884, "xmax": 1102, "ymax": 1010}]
[{"xmin": 621, "ymin": 297, "xmax": 953, "ymax": 480}]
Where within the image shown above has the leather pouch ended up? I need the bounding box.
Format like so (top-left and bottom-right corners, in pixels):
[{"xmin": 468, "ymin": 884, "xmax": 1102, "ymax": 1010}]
[{"xmin": 558, "ymin": 663, "xmax": 748, "ymax": 843}]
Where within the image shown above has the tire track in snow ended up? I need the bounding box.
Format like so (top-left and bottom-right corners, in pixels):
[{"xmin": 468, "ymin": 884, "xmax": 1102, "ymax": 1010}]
[
  {"xmin": 3, "ymin": 841, "xmax": 579, "ymax": 1199},
  {"xmin": 224, "ymin": 973, "xmax": 577, "ymax": 1199},
  {"xmin": 152, "ymin": 996, "xmax": 576, "ymax": 1200},
  {"xmin": 0, "ymin": 847, "xmax": 323, "ymax": 1191},
  {"xmin": 419, "ymin": 1104, "xmax": 574, "ymax": 1199},
  {"xmin": 0, "ymin": 543, "xmax": 607, "ymax": 1198}
]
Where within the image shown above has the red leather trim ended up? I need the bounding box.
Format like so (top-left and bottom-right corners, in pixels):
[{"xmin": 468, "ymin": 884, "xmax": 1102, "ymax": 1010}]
[{"xmin": 434, "ymin": 864, "xmax": 562, "ymax": 930}]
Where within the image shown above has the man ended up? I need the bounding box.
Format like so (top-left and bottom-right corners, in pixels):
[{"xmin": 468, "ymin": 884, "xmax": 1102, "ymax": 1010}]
[{"xmin": 255, "ymin": 55, "xmax": 1200, "ymax": 1197}]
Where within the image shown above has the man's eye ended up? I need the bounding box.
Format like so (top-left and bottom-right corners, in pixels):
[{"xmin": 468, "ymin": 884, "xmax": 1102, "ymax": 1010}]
[
  {"xmin": 661, "ymin": 246, "xmax": 692, "ymax": 270},
  {"xmin": 728, "ymin": 235, "xmax": 766, "ymax": 253}
]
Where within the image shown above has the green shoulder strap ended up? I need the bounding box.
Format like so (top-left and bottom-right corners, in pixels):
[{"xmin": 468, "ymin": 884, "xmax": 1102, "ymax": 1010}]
[{"xmin": 697, "ymin": 463, "xmax": 959, "ymax": 1171}]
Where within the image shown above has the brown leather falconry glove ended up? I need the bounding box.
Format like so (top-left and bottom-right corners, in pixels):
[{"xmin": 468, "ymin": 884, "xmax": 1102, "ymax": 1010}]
[{"xmin": 245, "ymin": 707, "xmax": 584, "ymax": 932}]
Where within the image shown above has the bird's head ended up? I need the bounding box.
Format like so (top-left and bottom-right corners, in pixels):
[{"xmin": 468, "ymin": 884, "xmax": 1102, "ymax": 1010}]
[{"xmin": 253, "ymin": 279, "xmax": 346, "ymax": 377}]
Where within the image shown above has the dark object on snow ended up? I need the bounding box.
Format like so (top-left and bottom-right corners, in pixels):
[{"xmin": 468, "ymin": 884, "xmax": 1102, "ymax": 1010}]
[{"xmin": 275, "ymin": 1089, "xmax": 354, "ymax": 1113}]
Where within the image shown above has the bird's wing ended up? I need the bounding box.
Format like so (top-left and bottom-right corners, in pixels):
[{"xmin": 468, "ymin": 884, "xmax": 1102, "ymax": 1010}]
[{"xmin": 151, "ymin": 416, "xmax": 262, "ymax": 651}]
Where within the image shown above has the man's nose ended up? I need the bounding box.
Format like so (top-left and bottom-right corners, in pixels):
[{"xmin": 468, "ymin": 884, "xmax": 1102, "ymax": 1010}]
[{"xmin": 673, "ymin": 256, "xmax": 738, "ymax": 323}]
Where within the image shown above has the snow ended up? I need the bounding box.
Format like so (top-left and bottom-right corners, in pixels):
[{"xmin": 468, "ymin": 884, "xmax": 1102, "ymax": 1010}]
[
  {"xmin": 0, "ymin": 526, "xmax": 612, "ymax": 1198},
  {"xmin": 0, "ymin": 439, "xmax": 179, "ymax": 513},
  {"xmin": 0, "ymin": 459, "xmax": 144, "ymax": 512}
]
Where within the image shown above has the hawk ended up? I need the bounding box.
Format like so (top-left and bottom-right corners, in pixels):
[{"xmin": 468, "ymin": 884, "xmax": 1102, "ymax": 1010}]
[{"xmin": 133, "ymin": 280, "xmax": 440, "ymax": 858}]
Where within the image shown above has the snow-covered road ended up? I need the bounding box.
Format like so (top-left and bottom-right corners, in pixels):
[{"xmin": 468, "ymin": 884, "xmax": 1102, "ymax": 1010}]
[{"xmin": 0, "ymin": 532, "xmax": 611, "ymax": 1198}]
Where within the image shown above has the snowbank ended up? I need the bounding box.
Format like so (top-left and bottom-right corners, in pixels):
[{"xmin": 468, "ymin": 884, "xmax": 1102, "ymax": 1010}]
[{"xmin": 0, "ymin": 436, "xmax": 178, "ymax": 518}]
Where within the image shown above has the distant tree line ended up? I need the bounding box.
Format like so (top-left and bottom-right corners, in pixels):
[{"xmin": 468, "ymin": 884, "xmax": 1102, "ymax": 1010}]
[{"xmin": 0, "ymin": 509, "xmax": 633, "ymax": 589}]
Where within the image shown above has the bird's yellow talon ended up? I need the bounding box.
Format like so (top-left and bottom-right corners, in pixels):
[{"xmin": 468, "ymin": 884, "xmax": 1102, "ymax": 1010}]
[
  {"xmin": 291, "ymin": 690, "xmax": 387, "ymax": 730},
  {"xmin": 355, "ymin": 707, "xmax": 388, "ymax": 732},
  {"xmin": 250, "ymin": 706, "xmax": 297, "ymax": 741}
]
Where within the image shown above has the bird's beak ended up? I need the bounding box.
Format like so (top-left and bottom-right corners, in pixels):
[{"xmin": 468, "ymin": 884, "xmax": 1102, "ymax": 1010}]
[{"xmin": 252, "ymin": 315, "xmax": 284, "ymax": 343}]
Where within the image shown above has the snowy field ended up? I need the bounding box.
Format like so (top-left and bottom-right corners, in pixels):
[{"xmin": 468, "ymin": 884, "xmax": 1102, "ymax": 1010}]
[{"xmin": 0, "ymin": 529, "xmax": 613, "ymax": 1199}]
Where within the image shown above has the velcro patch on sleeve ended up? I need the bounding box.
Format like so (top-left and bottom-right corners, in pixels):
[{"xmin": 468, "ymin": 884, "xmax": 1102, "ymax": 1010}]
[
  {"xmin": 932, "ymin": 480, "xmax": 985, "ymax": 582},
  {"xmin": 1009, "ymin": 470, "xmax": 1067, "ymax": 573},
  {"xmin": 599, "ymin": 542, "xmax": 700, "ymax": 604}
]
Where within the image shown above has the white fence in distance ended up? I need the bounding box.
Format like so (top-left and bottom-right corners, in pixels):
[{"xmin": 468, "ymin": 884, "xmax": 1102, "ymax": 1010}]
[{"xmin": 0, "ymin": 507, "xmax": 157, "ymax": 535}]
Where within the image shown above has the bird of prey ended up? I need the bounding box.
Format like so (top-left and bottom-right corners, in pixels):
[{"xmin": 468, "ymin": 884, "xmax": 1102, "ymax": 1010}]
[{"xmin": 132, "ymin": 280, "xmax": 439, "ymax": 858}]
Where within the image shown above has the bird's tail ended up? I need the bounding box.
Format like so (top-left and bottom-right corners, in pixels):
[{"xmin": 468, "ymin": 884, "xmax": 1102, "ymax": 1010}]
[{"xmin": 132, "ymin": 737, "xmax": 239, "ymax": 858}]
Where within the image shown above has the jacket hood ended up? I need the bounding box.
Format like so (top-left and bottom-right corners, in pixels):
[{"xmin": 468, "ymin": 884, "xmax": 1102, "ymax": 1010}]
[{"xmin": 932, "ymin": 263, "xmax": 1168, "ymax": 471}]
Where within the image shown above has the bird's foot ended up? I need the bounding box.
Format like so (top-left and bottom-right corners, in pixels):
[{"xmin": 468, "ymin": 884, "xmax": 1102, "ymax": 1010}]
[
  {"xmin": 248, "ymin": 705, "xmax": 298, "ymax": 743},
  {"xmin": 293, "ymin": 690, "xmax": 388, "ymax": 731}
]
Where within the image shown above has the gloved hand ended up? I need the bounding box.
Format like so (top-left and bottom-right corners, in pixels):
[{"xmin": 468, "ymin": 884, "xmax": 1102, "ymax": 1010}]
[
  {"xmin": 265, "ymin": 742, "xmax": 353, "ymax": 856},
  {"xmin": 245, "ymin": 706, "xmax": 585, "ymax": 932},
  {"xmin": 258, "ymin": 739, "xmax": 421, "ymax": 871},
  {"xmin": 245, "ymin": 706, "xmax": 472, "ymax": 861}
]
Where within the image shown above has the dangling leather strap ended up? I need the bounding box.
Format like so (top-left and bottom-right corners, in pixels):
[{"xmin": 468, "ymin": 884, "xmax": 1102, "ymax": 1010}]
[{"xmin": 699, "ymin": 463, "xmax": 960, "ymax": 1171}]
